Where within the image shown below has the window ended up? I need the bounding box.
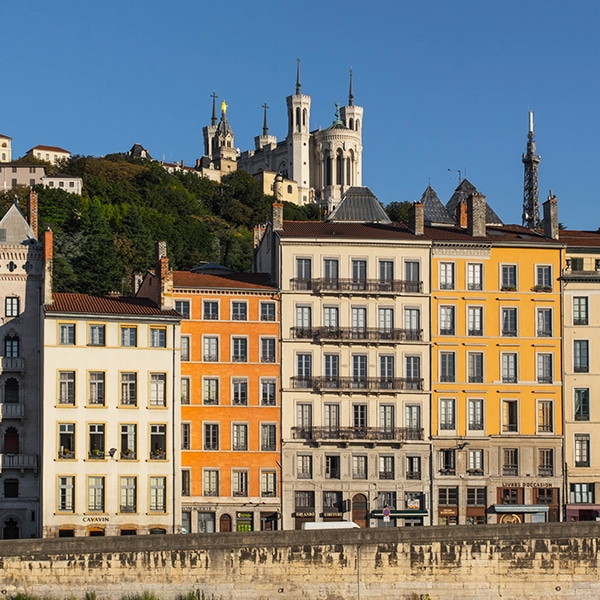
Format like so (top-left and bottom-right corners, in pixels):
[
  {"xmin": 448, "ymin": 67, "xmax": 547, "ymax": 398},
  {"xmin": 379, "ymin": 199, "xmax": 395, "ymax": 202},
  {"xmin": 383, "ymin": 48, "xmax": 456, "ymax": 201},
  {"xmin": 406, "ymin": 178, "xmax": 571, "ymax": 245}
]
[
  {"xmin": 379, "ymin": 260, "xmax": 394, "ymax": 283},
  {"xmin": 439, "ymin": 306, "xmax": 455, "ymax": 335},
  {"xmin": 203, "ymin": 378, "xmax": 219, "ymax": 405},
  {"xmin": 203, "ymin": 470, "xmax": 219, "ymax": 496},
  {"xmin": 439, "ymin": 449, "xmax": 456, "ymax": 475},
  {"xmin": 406, "ymin": 456, "xmax": 421, "ymax": 480},
  {"xmin": 87, "ymin": 476, "xmax": 105, "ymax": 512},
  {"xmin": 203, "ymin": 301, "xmax": 218, "ymax": 320},
  {"xmin": 231, "ymin": 301, "xmax": 247, "ymax": 321},
  {"xmin": 296, "ymin": 257, "xmax": 311, "ymax": 281},
  {"xmin": 149, "ymin": 373, "xmax": 166, "ymax": 406},
  {"xmin": 261, "ymin": 424, "xmax": 277, "ymax": 451},
  {"xmin": 232, "ymin": 379, "xmax": 248, "ymax": 405},
  {"xmin": 404, "ymin": 307, "xmax": 420, "ymax": 332},
  {"xmin": 379, "ymin": 355, "xmax": 394, "ymax": 384},
  {"xmin": 352, "ymin": 354, "xmax": 367, "ymax": 385},
  {"xmin": 295, "ymin": 305, "xmax": 312, "ymax": 334},
  {"xmin": 323, "ymin": 306, "xmax": 339, "ymax": 329},
  {"xmin": 297, "ymin": 454, "xmax": 313, "ymax": 479},
  {"xmin": 575, "ymin": 388, "xmax": 590, "ymax": 421},
  {"xmin": 260, "ymin": 302, "xmax": 276, "ymax": 321},
  {"xmin": 181, "ymin": 423, "xmax": 191, "ymax": 450},
  {"xmin": 537, "ymin": 354, "xmax": 553, "ymax": 384},
  {"xmin": 261, "ymin": 379, "xmax": 276, "ymax": 406},
  {"xmin": 88, "ymin": 372, "xmax": 105, "ymax": 406},
  {"xmin": 468, "ymin": 399, "xmax": 484, "ymax": 431},
  {"xmin": 574, "ymin": 340, "xmax": 590, "ymax": 373},
  {"xmin": 468, "ymin": 352, "xmax": 484, "ymax": 383},
  {"xmin": 352, "ymin": 455, "xmax": 368, "ymax": 479},
  {"xmin": 181, "ymin": 377, "xmax": 190, "ymax": 405},
  {"xmin": 232, "ymin": 337, "xmax": 247, "ymax": 362},
  {"xmin": 440, "ymin": 262, "xmax": 455, "ymax": 289},
  {"xmin": 5, "ymin": 297, "xmax": 19, "ymax": 317},
  {"xmin": 377, "ymin": 491, "xmax": 397, "ymax": 510},
  {"xmin": 182, "ymin": 470, "xmax": 191, "ymax": 497},
  {"xmin": 570, "ymin": 483, "xmax": 594, "ymax": 503},
  {"xmin": 324, "ymin": 403, "xmax": 340, "ymax": 433},
  {"xmin": 261, "ymin": 471, "xmax": 277, "ymax": 497},
  {"xmin": 536, "ymin": 265, "xmax": 552, "ymax": 290},
  {"xmin": 58, "ymin": 423, "xmax": 75, "ymax": 459},
  {"xmin": 501, "ymin": 264, "xmax": 517, "ymax": 290},
  {"xmin": 438, "ymin": 487, "xmax": 458, "ymax": 506},
  {"xmin": 4, "ymin": 335, "xmax": 19, "ymax": 358},
  {"xmin": 120, "ymin": 326, "xmax": 136, "ymax": 347},
  {"xmin": 204, "ymin": 423, "xmax": 219, "ymax": 450},
  {"xmin": 351, "ymin": 259, "xmax": 367, "ymax": 285},
  {"xmin": 569, "ymin": 257, "xmax": 584, "ymax": 271},
  {"xmin": 261, "ymin": 338, "xmax": 276, "ymax": 363},
  {"xmin": 405, "ymin": 260, "xmax": 420, "ymax": 282},
  {"xmin": 324, "ymin": 455, "xmax": 340, "ymax": 479},
  {"xmin": 468, "ymin": 449, "xmax": 484, "ymax": 474},
  {"xmin": 573, "ymin": 297, "xmax": 589, "ymax": 326},
  {"xmin": 181, "ymin": 336, "xmax": 190, "ymax": 361},
  {"xmin": 296, "ymin": 353, "xmax": 312, "ymax": 385},
  {"xmin": 575, "ymin": 434, "xmax": 590, "ymax": 467},
  {"xmin": 467, "ymin": 306, "xmax": 483, "ymax": 335},
  {"xmin": 405, "ymin": 405, "xmax": 420, "ymax": 429},
  {"xmin": 538, "ymin": 449, "xmax": 554, "ymax": 477},
  {"xmin": 440, "ymin": 351, "xmax": 455, "ymax": 382},
  {"xmin": 232, "ymin": 471, "xmax": 248, "ymax": 496},
  {"xmin": 296, "ymin": 403, "xmax": 312, "ymax": 430},
  {"xmin": 120, "ymin": 477, "xmax": 137, "ymax": 513},
  {"xmin": 120, "ymin": 373, "xmax": 137, "ymax": 406},
  {"xmin": 467, "ymin": 263, "xmax": 483, "ymax": 290},
  {"xmin": 501, "ymin": 308, "xmax": 517, "ymax": 336},
  {"xmin": 503, "ymin": 449, "xmax": 518, "ymax": 475},
  {"xmin": 323, "ymin": 258, "xmax": 339, "ymax": 281},
  {"xmin": 467, "ymin": 487, "xmax": 486, "ymax": 506},
  {"xmin": 537, "ymin": 308, "xmax": 552, "ymax": 337},
  {"xmin": 89, "ymin": 324, "xmax": 105, "ymax": 346},
  {"xmin": 58, "ymin": 476, "xmax": 74, "ymax": 512},
  {"xmin": 203, "ymin": 337, "xmax": 218, "ymax": 362},
  {"xmin": 150, "ymin": 477, "xmax": 166, "ymax": 512},
  {"xmin": 150, "ymin": 328, "xmax": 166, "ymax": 348},
  {"xmin": 502, "ymin": 399, "xmax": 518, "ymax": 433},
  {"xmin": 379, "ymin": 455, "xmax": 395, "ymax": 479},
  {"xmin": 351, "ymin": 307, "xmax": 366, "ymax": 336},
  {"xmin": 405, "ymin": 355, "xmax": 421, "ymax": 382},
  {"xmin": 175, "ymin": 300, "xmax": 190, "ymax": 319},
  {"xmin": 439, "ymin": 399, "xmax": 455, "ymax": 430},
  {"xmin": 353, "ymin": 404, "xmax": 367, "ymax": 429},
  {"xmin": 232, "ymin": 424, "xmax": 248, "ymax": 451},
  {"xmin": 378, "ymin": 307, "xmax": 394, "ymax": 332},
  {"xmin": 88, "ymin": 424, "xmax": 105, "ymax": 459},
  {"xmin": 59, "ymin": 323, "xmax": 75, "ymax": 345},
  {"xmin": 120, "ymin": 424, "xmax": 137, "ymax": 459},
  {"xmin": 501, "ymin": 353, "xmax": 518, "ymax": 383},
  {"xmin": 147, "ymin": 425, "xmax": 167, "ymax": 460},
  {"xmin": 58, "ymin": 371, "xmax": 75, "ymax": 405}
]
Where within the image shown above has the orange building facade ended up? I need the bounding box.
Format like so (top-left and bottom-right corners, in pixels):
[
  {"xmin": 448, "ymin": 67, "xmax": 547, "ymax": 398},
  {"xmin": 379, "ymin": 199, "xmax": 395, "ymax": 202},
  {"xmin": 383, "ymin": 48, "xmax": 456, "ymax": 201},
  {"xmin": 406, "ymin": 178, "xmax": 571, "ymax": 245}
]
[{"xmin": 173, "ymin": 270, "xmax": 280, "ymax": 533}]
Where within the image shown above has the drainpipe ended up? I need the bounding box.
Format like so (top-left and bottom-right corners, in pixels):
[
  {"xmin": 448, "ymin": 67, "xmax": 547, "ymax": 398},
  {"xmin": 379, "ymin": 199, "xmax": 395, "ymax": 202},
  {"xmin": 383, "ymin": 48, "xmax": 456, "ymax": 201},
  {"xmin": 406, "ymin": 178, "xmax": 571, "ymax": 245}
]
[{"xmin": 172, "ymin": 321, "xmax": 177, "ymax": 533}]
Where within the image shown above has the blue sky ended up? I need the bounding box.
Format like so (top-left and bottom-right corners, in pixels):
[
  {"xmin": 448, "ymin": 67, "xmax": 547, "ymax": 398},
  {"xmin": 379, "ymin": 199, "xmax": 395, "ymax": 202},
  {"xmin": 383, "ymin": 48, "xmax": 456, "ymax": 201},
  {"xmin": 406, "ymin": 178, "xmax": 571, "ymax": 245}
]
[{"xmin": 3, "ymin": 1, "xmax": 599, "ymax": 230}]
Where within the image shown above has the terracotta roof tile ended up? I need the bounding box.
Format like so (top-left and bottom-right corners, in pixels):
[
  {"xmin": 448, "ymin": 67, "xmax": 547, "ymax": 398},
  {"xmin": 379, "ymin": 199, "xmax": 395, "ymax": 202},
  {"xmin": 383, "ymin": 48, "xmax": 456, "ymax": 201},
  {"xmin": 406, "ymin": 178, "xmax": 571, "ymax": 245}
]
[
  {"xmin": 559, "ymin": 230, "xmax": 600, "ymax": 247},
  {"xmin": 280, "ymin": 221, "xmax": 420, "ymax": 240},
  {"xmin": 173, "ymin": 271, "xmax": 275, "ymax": 290},
  {"xmin": 45, "ymin": 293, "xmax": 180, "ymax": 317}
]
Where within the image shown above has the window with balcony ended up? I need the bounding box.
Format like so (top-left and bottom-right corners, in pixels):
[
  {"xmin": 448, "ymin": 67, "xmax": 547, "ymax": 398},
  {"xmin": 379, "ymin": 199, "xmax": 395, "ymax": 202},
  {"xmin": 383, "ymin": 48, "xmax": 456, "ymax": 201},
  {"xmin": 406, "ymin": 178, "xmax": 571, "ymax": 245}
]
[
  {"xmin": 296, "ymin": 257, "xmax": 312, "ymax": 281},
  {"xmin": 379, "ymin": 355, "xmax": 394, "ymax": 385},
  {"xmin": 261, "ymin": 379, "xmax": 276, "ymax": 406},
  {"xmin": 379, "ymin": 455, "xmax": 394, "ymax": 479},
  {"xmin": 323, "ymin": 258, "xmax": 339, "ymax": 282},
  {"xmin": 468, "ymin": 398, "xmax": 484, "ymax": 431},
  {"xmin": 204, "ymin": 423, "xmax": 219, "ymax": 450},
  {"xmin": 175, "ymin": 300, "xmax": 190, "ymax": 319},
  {"xmin": 203, "ymin": 470, "xmax": 219, "ymax": 496},
  {"xmin": 466, "ymin": 449, "xmax": 483, "ymax": 475},
  {"xmin": 405, "ymin": 355, "xmax": 421, "ymax": 383},
  {"xmin": 405, "ymin": 404, "xmax": 420, "ymax": 429},
  {"xmin": 150, "ymin": 477, "xmax": 166, "ymax": 512},
  {"xmin": 440, "ymin": 262, "xmax": 455, "ymax": 289},
  {"xmin": 120, "ymin": 424, "xmax": 137, "ymax": 459},
  {"xmin": 120, "ymin": 326, "xmax": 136, "ymax": 347},
  {"xmin": 573, "ymin": 297, "xmax": 589, "ymax": 326},
  {"xmin": 404, "ymin": 307, "xmax": 420, "ymax": 332},
  {"xmin": 261, "ymin": 471, "xmax": 276, "ymax": 497},
  {"xmin": 150, "ymin": 327, "xmax": 166, "ymax": 348},
  {"xmin": 570, "ymin": 483, "xmax": 594, "ymax": 503},
  {"xmin": 120, "ymin": 476, "xmax": 137, "ymax": 513},
  {"xmin": 203, "ymin": 301, "xmax": 218, "ymax": 320},
  {"xmin": 58, "ymin": 423, "xmax": 75, "ymax": 459},
  {"xmin": 351, "ymin": 307, "xmax": 366, "ymax": 338},
  {"xmin": 538, "ymin": 449, "xmax": 554, "ymax": 477},
  {"xmin": 149, "ymin": 373, "xmax": 166, "ymax": 407},
  {"xmin": 88, "ymin": 372, "xmax": 105, "ymax": 406},
  {"xmin": 378, "ymin": 307, "xmax": 394, "ymax": 334},
  {"xmin": 502, "ymin": 400, "xmax": 518, "ymax": 433},
  {"xmin": 406, "ymin": 455, "xmax": 421, "ymax": 480},
  {"xmin": 574, "ymin": 340, "xmax": 590, "ymax": 372},
  {"xmin": 467, "ymin": 306, "xmax": 483, "ymax": 336},
  {"xmin": 89, "ymin": 324, "xmax": 105, "ymax": 346},
  {"xmin": 405, "ymin": 260, "xmax": 420, "ymax": 282},
  {"xmin": 575, "ymin": 434, "xmax": 590, "ymax": 467},
  {"xmin": 120, "ymin": 372, "xmax": 137, "ymax": 406},
  {"xmin": 296, "ymin": 353, "xmax": 312, "ymax": 386},
  {"xmin": 351, "ymin": 259, "xmax": 367, "ymax": 285},
  {"xmin": 231, "ymin": 301, "xmax": 247, "ymax": 321},
  {"xmin": 231, "ymin": 337, "xmax": 247, "ymax": 362},
  {"xmin": 261, "ymin": 338, "xmax": 276, "ymax": 363},
  {"xmin": 439, "ymin": 398, "xmax": 455, "ymax": 430},
  {"xmin": 501, "ymin": 308, "xmax": 517, "ymax": 336},
  {"xmin": 296, "ymin": 403, "xmax": 312, "ymax": 430},
  {"xmin": 575, "ymin": 388, "xmax": 590, "ymax": 421},
  {"xmin": 232, "ymin": 379, "xmax": 248, "ymax": 405},
  {"xmin": 503, "ymin": 448, "xmax": 518, "ymax": 476},
  {"xmin": 468, "ymin": 352, "xmax": 483, "ymax": 383},
  {"xmin": 379, "ymin": 260, "xmax": 394, "ymax": 284},
  {"xmin": 352, "ymin": 354, "xmax": 367, "ymax": 386},
  {"xmin": 5, "ymin": 297, "xmax": 19, "ymax": 317},
  {"xmin": 260, "ymin": 302, "xmax": 276, "ymax": 321},
  {"xmin": 352, "ymin": 455, "xmax": 367, "ymax": 479},
  {"xmin": 261, "ymin": 423, "xmax": 277, "ymax": 451},
  {"xmin": 87, "ymin": 476, "xmax": 105, "ymax": 511},
  {"xmin": 232, "ymin": 424, "xmax": 248, "ymax": 451},
  {"xmin": 501, "ymin": 264, "xmax": 517, "ymax": 290},
  {"xmin": 325, "ymin": 455, "xmax": 340, "ymax": 479},
  {"xmin": 297, "ymin": 454, "xmax": 313, "ymax": 479},
  {"xmin": 324, "ymin": 403, "xmax": 340, "ymax": 435},
  {"xmin": 439, "ymin": 449, "xmax": 456, "ymax": 475},
  {"xmin": 59, "ymin": 323, "xmax": 75, "ymax": 345},
  {"xmin": 58, "ymin": 476, "xmax": 74, "ymax": 512},
  {"xmin": 149, "ymin": 424, "xmax": 166, "ymax": 459},
  {"xmin": 440, "ymin": 351, "xmax": 455, "ymax": 382},
  {"xmin": 379, "ymin": 404, "xmax": 394, "ymax": 433},
  {"xmin": 501, "ymin": 353, "xmax": 518, "ymax": 383},
  {"xmin": 467, "ymin": 263, "xmax": 483, "ymax": 290},
  {"xmin": 4, "ymin": 335, "xmax": 19, "ymax": 358},
  {"xmin": 88, "ymin": 424, "xmax": 105, "ymax": 459},
  {"xmin": 439, "ymin": 306, "xmax": 455, "ymax": 335}
]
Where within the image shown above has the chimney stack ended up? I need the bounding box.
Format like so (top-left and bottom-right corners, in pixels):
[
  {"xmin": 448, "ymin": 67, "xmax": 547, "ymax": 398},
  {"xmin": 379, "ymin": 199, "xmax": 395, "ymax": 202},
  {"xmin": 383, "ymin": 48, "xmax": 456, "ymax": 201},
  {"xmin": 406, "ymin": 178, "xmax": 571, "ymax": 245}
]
[
  {"xmin": 467, "ymin": 192, "xmax": 487, "ymax": 237},
  {"xmin": 28, "ymin": 189, "xmax": 38, "ymax": 240},
  {"xmin": 543, "ymin": 191, "xmax": 559, "ymax": 240},
  {"xmin": 272, "ymin": 203, "xmax": 283, "ymax": 232},
  {"xmin": 408, "ymin": 202, "xmax": 424, "ymax": 235},
  {"xmin": 155, "ymin": 241, "xmax": 173, "ymax": 310},
  {"xmin": 456, "ymin": 200, "xmax": 468, "ymax": 228}
]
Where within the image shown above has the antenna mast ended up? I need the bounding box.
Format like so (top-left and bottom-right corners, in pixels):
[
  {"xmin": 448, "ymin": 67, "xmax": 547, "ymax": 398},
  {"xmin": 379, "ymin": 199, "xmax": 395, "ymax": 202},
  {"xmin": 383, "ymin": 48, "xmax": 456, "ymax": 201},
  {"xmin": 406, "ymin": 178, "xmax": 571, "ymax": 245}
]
[{"xmin": 522, "ymin": 111, "xmax": 541, "ymax": 228}]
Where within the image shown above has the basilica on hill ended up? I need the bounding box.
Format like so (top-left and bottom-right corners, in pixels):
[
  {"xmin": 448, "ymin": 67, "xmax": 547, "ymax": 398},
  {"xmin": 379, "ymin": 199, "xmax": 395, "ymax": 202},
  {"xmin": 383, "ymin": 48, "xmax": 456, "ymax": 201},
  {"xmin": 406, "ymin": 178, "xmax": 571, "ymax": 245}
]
[{"xmin": 197, "ymin": 61, "xmax": 363, "ymax": 214}]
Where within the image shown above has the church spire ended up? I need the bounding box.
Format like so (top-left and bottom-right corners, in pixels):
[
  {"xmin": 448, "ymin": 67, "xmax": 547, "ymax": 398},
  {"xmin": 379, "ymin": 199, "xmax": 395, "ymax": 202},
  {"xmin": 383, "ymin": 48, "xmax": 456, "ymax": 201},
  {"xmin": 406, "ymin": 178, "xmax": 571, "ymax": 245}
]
[
  {"xmin": 262, "ymin": 102, "xmax": 269, "ymax": 136},
  {"xmin": 296, "ymin": 58, "xmax": 301, "ymax": 95},
  {"xmin": 210, "ymin": 91, "xmax": 218, "ymax": 126},
  {"xmin": 522, "ymin": 110, "xmax": 541, "ymax": 228},
  {"xmin": 348, "ymin": 68, "xmax": 354, "ymax": 106}
]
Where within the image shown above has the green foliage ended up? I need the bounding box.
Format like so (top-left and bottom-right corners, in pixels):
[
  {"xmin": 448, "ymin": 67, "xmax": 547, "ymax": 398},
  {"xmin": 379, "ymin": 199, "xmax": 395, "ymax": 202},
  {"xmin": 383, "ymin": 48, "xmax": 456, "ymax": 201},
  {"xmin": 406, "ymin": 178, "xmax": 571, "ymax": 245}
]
[
  {"xmin": 283, "ymin": 201, "xmax": 322, "ymax": 221},
  {"xmin": 385, "ymin": 200, "xmax": 411, "ymax": 223}
]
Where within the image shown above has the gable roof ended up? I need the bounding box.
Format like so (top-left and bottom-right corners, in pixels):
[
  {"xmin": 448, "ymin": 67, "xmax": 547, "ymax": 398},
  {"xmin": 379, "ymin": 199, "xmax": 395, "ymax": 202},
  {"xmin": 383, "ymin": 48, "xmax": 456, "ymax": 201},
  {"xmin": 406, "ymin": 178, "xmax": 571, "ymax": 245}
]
[
  {"xmin": 326, "ymin": 186, "xmax": 391, "ymax": 223},
  {"xmin": 45, "ymin": 293, "xmax": 180, "ymax": 317},
  {"xmin": 0, "ymin": 203, "xmax": 37, "ymax": 244}
]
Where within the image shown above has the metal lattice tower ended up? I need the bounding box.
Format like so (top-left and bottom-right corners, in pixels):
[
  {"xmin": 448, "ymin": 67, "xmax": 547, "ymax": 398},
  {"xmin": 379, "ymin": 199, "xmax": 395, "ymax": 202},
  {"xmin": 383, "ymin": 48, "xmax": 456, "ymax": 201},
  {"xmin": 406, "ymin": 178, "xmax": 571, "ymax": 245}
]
[{"xmin": 522, "ymin": 111, "xmax": 541, "ymax": 228}]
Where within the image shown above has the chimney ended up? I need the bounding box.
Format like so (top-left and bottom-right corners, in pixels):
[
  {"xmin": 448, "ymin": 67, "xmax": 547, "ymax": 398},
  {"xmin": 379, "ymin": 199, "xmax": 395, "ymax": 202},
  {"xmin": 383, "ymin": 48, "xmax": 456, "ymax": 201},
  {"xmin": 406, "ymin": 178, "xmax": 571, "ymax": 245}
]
[
  {"xmin": 28, "ymin": 189, "xmax": 38, "ymax": 240},
  {"xmin": 273, "ymin": 203, "xmax": 283, "ymax": 232},
  {"xmin": 408, "ymin": 202, "xmax": 424, "ymax": 235},
  {"xmin": 456, "ymin": 200, "xmax": 468, "ymax": 228},
  {"xmin": 43, "ymin": 228, "xmax": 53, "ymax": 305},
  {"xmin": 155, "ymin": 241, "xmax": 173, "ymax": 310},
  {"xmin": 274, "ymin": 173, "xmax": 284, "ymax": 201},
  {"xmin": 543, "ymin": 192, "xmax": 559, "ymax": 240},
  {"xmin": 467, "ymin": 192, "xmax": 487, "ymax": 237}
]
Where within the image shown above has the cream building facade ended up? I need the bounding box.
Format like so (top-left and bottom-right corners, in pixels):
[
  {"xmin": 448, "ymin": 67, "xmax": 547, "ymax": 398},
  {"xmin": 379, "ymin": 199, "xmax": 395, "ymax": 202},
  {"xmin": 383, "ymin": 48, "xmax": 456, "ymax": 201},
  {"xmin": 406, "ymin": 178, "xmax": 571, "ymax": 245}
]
[{"xmin": 0, "ymin": 134, "xmax": 12, "ymax": 162}]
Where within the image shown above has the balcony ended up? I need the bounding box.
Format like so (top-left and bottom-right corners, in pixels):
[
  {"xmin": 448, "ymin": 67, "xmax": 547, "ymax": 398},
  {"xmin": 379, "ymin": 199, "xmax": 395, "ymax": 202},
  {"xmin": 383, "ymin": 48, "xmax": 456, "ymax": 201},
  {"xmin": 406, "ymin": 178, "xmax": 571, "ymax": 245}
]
[
  {"xmin": 538, "ymin": 466, "xmax": 554, "ymax": 477},
  {"xmin": 292, "ymin": 425, "xmax": 424, "ymax": 442},
  {"xmin": 406, "ymin": 470, "xmax": 421, "ymax": 480},
  {"xmin": 1, "ymin": 404, "xmax": 24, "ymax": 420},
  {"xmin": 1, "ymin": 358, "xmax": 25, "ymax": 373},
  {"xmin": 290, "ymin": 278, "xmax": 423, "ymax": 295},
  {"xmin": 291, "ymin": 326, "xmax": 423, "ymax": 343},
  {"xmin": 1, "ymin": 454, "xmax": 38, "ymax": 471},
  {"xmin": 291, "ymin": 376, "xmax": 423, "ymax": 392}
]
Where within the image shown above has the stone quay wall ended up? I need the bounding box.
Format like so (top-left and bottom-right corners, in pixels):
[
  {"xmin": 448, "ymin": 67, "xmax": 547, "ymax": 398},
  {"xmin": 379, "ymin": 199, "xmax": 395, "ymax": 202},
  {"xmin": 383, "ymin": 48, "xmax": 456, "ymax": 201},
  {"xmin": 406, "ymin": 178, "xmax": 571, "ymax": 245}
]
[{"xmin": 0, "ymin": 522, "xmax": 599, "ymax": 600}]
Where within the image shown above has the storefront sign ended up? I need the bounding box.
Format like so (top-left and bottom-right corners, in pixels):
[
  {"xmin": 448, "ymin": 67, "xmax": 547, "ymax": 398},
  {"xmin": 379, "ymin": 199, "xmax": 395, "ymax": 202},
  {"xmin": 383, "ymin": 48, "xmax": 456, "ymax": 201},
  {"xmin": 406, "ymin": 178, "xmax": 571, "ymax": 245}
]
[
  {"xmin": 294, "ymin": 511, "xmax": 315, "ymax": 518},
  {"xmin": 501, "ymin": 482, "xmax": 551, "ymax": 488},
  {"xmin": 438, "ymin": 508, "xmax": 457, "ymax": 516},
  {"xmin": 83, "ymin": 517, "xmax": 109, "ymax": 523}
]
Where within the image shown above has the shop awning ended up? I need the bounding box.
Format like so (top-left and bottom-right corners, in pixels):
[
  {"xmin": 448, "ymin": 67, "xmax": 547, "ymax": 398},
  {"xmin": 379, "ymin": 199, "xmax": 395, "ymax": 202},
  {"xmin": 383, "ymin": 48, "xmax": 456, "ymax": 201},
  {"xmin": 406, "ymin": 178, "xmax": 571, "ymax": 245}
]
[
  {"xmin": 371, "ymin": 509, "xmax": 428, "ymax": 518},
  {"xmin": 494, "ymin": 504, "xmax": 549, "ymax": 513}
]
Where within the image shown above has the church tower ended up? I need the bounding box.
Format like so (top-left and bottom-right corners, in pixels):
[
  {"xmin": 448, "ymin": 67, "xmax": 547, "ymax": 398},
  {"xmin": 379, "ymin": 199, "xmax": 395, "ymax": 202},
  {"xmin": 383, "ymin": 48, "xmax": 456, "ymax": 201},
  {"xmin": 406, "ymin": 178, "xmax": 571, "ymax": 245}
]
[
  {"xmin": 522, "ymin": 110, "xmax": 541, "ymax": 228},
  {"xmin": 202, "ymin": 92, "xmax": 219, "ymax": 159},
  {"xmin": 339, "ymin": 69, "xmax": 363, "ymax": 187},
  {"xmin": 211, "ymin": 100, "xmax": 237, "ymax": 174},
  {"xmin": 285, "ymin": 59, "xmax": 312, "ymax": 204}
]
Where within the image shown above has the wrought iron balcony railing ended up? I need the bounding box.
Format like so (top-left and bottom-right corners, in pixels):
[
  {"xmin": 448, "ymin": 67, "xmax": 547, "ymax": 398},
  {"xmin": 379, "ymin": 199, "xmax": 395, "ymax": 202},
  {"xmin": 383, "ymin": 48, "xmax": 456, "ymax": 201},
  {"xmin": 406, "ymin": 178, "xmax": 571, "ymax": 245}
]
[
  {"xmin": 291, "ymin": 376, "xmax": 423, "ymax": 392},
  {"xmin": 290, "ymin": 326, "xmax": 423, "ymax": 342},
  {"xmin": 291, "ymin": 425, "xmax": 424, "ymax": 442},
  {"xmin": 290, "ymin": 278, "xmax": 423, "ymax": 294}
]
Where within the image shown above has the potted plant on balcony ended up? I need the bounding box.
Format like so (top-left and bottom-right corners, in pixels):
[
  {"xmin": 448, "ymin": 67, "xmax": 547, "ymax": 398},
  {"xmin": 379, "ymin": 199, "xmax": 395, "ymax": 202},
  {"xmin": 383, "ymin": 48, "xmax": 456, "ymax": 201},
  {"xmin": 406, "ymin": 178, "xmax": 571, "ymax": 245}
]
[
  {"xmin": 151, "ymin": 448, "xmax": 165, "ymax": 459},
  {"xmin": 91, "ymin": 448, "xmax": 103, "ymax": 458},
  {"xmin": 123, "ymin": 448, "xmax": 135, "ymax": 458}
]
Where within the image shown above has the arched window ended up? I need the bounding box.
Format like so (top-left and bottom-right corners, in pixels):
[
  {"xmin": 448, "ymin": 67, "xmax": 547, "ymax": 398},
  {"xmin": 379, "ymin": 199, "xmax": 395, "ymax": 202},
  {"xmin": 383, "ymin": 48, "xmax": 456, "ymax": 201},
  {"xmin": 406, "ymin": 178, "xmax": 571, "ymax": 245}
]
[
  {"xmin": 287, "ymin": 185, "xmax": 293, "ymax": 194},
  {"xmin": 4, "ymin": 378, "xmax": 19, "ymax": 403},
  {"xmin": 4, "ymin": 336, "xmax": 19, "ymax": 358},
  {"xmin": 355, "ymin": 119, "xmax": 360, "ymax": 132},
  {"xmin": 336, "ymin": 150, "xmax": 344, "ymax": 185},
  {"xmin": 3, "ymin": 518, "xmax": 19, "ymax": 539},
  {"xmin": 323, "ymin": 150, "xmax": 332, "ymax": 186},
  {"xmin": 296, "ymin": 108, "xmax": 301, "ymax": 132},
  {"xmin": 349, "ymin": 118, "xmax": 354, "ymax": 130},
  {"xmin": 302, "ymin": 108, "xmax": 307, "ymax": 128}
]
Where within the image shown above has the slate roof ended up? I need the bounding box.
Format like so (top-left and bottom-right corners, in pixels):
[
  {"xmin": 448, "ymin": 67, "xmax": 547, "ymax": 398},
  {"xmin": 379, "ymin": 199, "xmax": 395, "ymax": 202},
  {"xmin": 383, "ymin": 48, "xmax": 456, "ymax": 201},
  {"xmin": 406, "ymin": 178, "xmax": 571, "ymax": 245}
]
[
  {"xmin": 445, "ymin": 179, "xmax": 504, "ymax": 225},
  {"xmin": 558, "ymin": 230, "xmax": 600, "ymax": 248},
  {"xmin": 424, "ymin": 223, "xmax": 563, "ymax": 245},
  {"xmin": 173, "ymin": 271, "xmax": 275, "ymax": 290},
  {"xmin": 327, "ymin": 186, "xmax": 391, "ymax": 223},
  {"xmin": 420, "ymin": 185, "xmax": 453, "ymax": 225},
  {"xmin": 45, "ymin": 293, "xmax": 180, "ymax": 317}
]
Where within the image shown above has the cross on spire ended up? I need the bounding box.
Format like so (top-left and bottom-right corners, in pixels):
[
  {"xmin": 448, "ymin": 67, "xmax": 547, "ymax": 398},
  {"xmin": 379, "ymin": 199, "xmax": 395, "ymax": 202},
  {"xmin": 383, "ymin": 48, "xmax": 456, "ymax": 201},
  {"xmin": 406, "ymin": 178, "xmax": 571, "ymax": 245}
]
[
  {"xmin": 262, "ymin": 102, "xmax": 269, "ymax": 136},
  {"xmin": 210, "ymin": 91, "xmax": 218, "ymax": 126}
]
